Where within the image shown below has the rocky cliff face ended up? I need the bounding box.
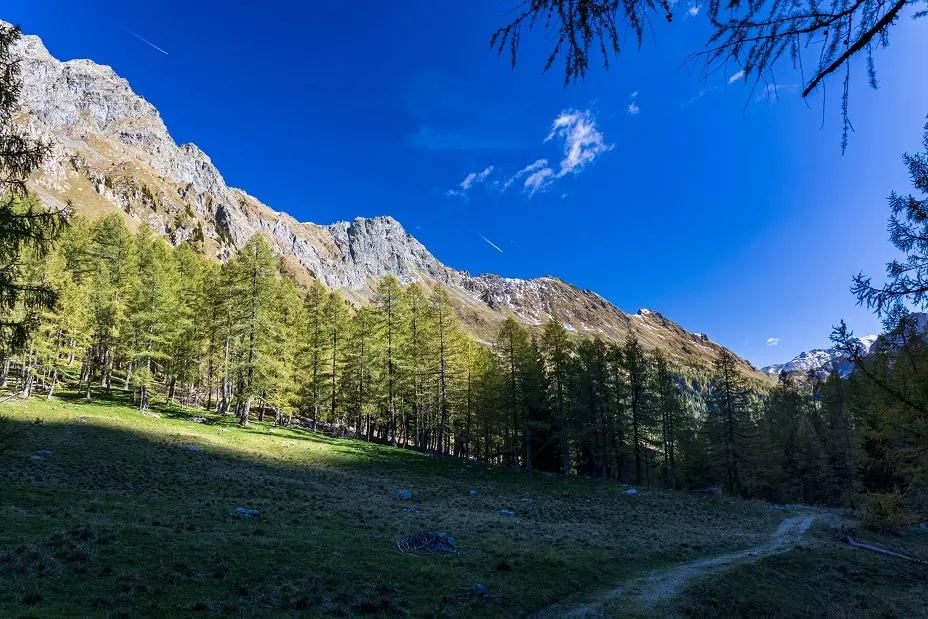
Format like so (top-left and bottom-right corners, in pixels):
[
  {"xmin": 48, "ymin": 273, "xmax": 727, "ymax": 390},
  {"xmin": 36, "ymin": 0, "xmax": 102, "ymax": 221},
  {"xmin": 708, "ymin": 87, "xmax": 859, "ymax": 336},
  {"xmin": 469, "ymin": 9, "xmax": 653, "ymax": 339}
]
[{"xmin": 12, "ymin": 23, "xmax": 762, "ymax": 377}]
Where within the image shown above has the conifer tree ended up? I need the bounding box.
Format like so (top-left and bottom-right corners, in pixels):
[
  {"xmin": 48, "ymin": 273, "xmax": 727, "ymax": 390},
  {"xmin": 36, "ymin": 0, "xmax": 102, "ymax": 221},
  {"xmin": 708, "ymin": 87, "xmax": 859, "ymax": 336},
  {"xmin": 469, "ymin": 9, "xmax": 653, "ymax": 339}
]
[
  {"xmin": 230, "ymin": 234, "xmax": 278, "ymax": 426},
  {"xmin": 623, "ymin": 335, "xmax": 652, "ymax": 485},
  {"xmin": 541, "ymin": 318, "xmax": 574, "ymax": 474},
  {"xmin": 322, "ymin": 290, "xmax": 349, "ymax": 425},
  {"xmin": 653, "ymin": 352, "xmax": 684, "ymax": 490},
  {"xmin": 300, "ymin": 279, "xmax": 329, "ymax": 424},
  {"xmin": 705, "ymin": 350, "xmax": 753, "ymax": 496},
  {"xmin": 429, "ymin": 286, "xmax": 461, "ymax": 455},
  {"xmin": 493, "ymin": 316, "xmax": 531, "ymax": 466},
  {"xmin": 402, "ymin": 284, "xmax": 432, "ymax": 448},
  {"xmin": 373, "ymin": 276, "xmax": 406, "ymax": 446},
  {"xmin": 0, "ymin": 24, "xmax": 66, "ymax": 350}
]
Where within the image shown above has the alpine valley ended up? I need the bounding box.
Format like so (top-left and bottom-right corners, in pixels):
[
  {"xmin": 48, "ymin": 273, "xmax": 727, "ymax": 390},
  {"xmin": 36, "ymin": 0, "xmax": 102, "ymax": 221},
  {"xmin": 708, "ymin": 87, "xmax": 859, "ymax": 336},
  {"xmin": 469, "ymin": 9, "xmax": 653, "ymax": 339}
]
[{"xmin": 12, "ymin": 23, "xmax": 760, "ymax": 379}]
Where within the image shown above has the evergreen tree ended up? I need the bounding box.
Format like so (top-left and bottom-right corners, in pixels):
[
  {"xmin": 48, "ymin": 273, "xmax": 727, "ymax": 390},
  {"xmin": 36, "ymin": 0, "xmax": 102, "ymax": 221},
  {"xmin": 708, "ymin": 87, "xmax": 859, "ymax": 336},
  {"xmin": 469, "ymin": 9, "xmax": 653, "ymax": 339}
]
[
  {"xmin": 429, "ymin": 286, "xmax": 461, "ymax": 455},
  {"xmin": 322, "ymin": 290, "xmax": 349, "ymax": 425},
  {"xmin": 493, "ymin": 316, "xmax": 531, "ymax": 466},
  {"xmin": 540, "ymin": 319, "xmax": 574, "ymax": 474},
  {"xmin": 0, "ymin": 24, "xmax": 65, "ymax": 350},
  {"xmin": 623, "ymin": 335, "xmax": 652, "ymax": 485},
  {"xmin": 230, "ymin": 234, "xmax": 279, "ymax": 426},
  {"xmin": 300, "ymin": 279, "xmax": 329, "ymax": 424},
  {"xmin": 373, "ymin": 276, "xmax": 406, "ymax": 446},
  {"xmin": 705, "ymin": 350, "xmax": 753, "ymax": 496},
  {"xmin": 653, "ymin": 352, "xmax": 684, "ymax": 490}
]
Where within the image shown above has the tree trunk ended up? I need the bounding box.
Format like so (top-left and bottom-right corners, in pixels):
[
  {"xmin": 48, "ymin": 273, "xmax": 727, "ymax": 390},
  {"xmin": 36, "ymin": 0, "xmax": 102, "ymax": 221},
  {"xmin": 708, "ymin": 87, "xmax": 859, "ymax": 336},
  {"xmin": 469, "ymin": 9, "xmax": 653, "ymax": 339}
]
[{"xmin": 47, "ymin": 367, "xmax": 58, "ymax": 401}]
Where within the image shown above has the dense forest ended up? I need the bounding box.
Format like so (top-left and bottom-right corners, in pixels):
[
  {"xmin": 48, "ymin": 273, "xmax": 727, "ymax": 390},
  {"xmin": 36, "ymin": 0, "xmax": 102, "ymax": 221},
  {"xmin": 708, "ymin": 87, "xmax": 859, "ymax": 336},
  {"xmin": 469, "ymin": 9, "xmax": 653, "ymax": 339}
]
[{"xmin": 2, "ymin": 203, "xmax": 926, "ymax": 529}]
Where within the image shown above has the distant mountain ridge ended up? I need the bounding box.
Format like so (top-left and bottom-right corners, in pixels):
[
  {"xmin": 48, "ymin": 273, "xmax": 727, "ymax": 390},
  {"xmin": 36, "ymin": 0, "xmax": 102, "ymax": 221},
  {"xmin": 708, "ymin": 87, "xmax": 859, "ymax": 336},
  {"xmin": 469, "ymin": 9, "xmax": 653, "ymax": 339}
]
[
  {"xmin": 11, "ymin": 22, "xmax": 762, "ymax": 377},
  {"xmin": 762, "ymin": 335, "xmax": 878, "ymax": 379}
]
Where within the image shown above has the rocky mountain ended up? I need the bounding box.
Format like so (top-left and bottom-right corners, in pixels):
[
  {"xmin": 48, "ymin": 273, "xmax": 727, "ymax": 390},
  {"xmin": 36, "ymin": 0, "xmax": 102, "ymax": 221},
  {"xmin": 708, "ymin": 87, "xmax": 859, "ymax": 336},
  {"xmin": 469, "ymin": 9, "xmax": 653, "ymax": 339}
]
[
  {"xmin": 12, "ymin": 22, "xmax": 763, "ymax": 378},
  {"xmin": 761, "ymin": 335, "xmax": 878, "ymax": 379}
]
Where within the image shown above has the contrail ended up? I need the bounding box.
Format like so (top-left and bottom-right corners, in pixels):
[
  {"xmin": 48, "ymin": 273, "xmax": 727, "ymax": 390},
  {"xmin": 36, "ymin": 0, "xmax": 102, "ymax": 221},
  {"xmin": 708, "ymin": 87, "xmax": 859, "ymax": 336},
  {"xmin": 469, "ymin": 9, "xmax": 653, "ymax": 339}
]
[
  {"xmin": 120, "ymin": 26, "xmax": 169, "ymax": 55},
  {"xmin": 478, "ymin": 233, "xmax": 504, "ymax": 253}
]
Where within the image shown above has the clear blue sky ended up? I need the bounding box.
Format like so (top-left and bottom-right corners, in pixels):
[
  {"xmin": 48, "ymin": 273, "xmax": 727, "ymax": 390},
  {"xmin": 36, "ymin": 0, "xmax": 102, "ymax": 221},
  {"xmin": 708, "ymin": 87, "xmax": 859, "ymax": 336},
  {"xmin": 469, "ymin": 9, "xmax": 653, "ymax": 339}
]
[{"xmin": 8, "ymin": 1, "xmax": 928, "ymax": 368}]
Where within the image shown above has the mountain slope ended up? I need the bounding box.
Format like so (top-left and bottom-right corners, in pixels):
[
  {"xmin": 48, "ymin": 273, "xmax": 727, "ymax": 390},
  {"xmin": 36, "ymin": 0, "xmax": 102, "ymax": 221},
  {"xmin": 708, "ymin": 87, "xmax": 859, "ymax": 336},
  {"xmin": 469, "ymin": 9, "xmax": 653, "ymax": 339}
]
[{"xmin": 12, "ymin": 23, "xmax": 762, "ymax": 377}]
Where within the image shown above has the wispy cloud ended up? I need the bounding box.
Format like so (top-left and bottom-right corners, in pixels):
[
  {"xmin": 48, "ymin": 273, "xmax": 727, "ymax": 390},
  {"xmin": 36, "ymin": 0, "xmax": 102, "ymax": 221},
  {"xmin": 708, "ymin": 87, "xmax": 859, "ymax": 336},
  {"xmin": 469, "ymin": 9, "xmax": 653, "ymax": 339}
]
[
  {"xmin": 627, "ymin": 102, "xmax": 640, "ymax": 115},
  {"xmin": 524, "ymin": 167, "xmax": 555, "ymax": 194},
  {"xmin": 687, "ymin": 5, "xmax": 700, "ymax": 16},
  {"xmin": 493, "ymin": 109, "xmax": 613, "ymax": 197},
  {"xmin": 446, "ymin": 165, "xmax": 495, "ymax": 198},
  {"xmin": 502, "ymin": 159, "xmax": 549, "ymax": 192},
  {"xmin": 684, "ymin": 86, "xmax": 718, "ymax": 107},
  {"xmin": 766, "ymin": 337, "xmax": 780, "ymax": 347},
  {"xmin": 119, "ymin": 25, "xmax": 169, "ymax": 55},
  {"xmin": 478, "ymin": 233, "xmax": 504, "ymax": 253},
  {"xmin": 728, "ymin": 70, "xmax": 745, "ymax": 84},
  {"xmin": 756, "ymin": 83, "xmax": 800, "ymax": 102},
  {"xmin": 545, "ymin": 109, "xmax": 614, "ymax": 177}
]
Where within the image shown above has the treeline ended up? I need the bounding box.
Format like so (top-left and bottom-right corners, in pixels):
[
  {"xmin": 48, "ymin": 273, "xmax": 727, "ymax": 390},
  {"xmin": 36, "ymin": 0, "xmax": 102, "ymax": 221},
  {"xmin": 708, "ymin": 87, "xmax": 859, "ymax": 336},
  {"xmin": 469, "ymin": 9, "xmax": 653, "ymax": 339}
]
[{"xmin": 4, "ymin": 206, "xmax": 915, "ymax": 511}]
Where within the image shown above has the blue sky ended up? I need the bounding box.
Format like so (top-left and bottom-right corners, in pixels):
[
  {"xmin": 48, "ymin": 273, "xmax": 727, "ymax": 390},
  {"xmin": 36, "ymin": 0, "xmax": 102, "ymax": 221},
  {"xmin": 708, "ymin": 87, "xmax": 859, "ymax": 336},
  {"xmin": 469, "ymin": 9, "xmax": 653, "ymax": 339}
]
[{"xmin": 8, "ymin": 1, "xmax": 928, "ymax": 367}]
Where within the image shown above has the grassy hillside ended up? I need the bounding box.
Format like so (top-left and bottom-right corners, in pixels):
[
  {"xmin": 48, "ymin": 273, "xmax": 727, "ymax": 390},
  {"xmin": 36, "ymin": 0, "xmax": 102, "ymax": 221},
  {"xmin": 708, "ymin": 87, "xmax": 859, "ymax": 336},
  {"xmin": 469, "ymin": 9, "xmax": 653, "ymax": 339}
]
[{"xmin": 0, "ymin": 393, "xmax": 923, "ymax": 618}]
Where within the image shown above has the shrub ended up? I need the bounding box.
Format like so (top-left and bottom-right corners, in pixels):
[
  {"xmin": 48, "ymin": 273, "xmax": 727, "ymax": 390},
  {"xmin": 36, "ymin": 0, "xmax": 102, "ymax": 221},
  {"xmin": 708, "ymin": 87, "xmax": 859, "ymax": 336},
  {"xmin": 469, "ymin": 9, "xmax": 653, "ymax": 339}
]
[{"xmin": 862, "ymin": 491, "xmax": 909, "ymax": 533}]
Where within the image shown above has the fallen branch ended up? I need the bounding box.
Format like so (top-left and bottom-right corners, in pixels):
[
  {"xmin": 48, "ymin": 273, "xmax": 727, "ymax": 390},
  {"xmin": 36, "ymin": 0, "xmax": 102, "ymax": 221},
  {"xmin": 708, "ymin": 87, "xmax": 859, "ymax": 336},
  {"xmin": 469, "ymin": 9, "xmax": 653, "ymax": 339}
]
[
  {"xmin": 846, "ymin": 535, "xmax": 927, "ymax": 564},
  {"xmin": 0, "ymin": 392, "xmax": 21, "ymax": 405}
]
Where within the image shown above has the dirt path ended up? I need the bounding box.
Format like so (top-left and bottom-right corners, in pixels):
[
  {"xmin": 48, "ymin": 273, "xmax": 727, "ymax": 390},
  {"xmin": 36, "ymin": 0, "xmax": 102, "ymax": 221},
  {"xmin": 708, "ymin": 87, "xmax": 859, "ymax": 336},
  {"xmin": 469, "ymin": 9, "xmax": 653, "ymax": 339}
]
[{"xmin": 529, "ymin": 515, "xmax": 815, "ymax": 618}]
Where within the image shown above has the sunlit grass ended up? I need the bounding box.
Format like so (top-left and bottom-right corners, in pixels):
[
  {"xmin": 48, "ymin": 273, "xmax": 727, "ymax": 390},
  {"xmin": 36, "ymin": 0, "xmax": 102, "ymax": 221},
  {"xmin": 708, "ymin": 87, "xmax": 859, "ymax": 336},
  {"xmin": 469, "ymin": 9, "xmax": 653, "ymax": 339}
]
[{"xmin": 1, "ymin": 391, "xmax": 784, "ymax": 617}]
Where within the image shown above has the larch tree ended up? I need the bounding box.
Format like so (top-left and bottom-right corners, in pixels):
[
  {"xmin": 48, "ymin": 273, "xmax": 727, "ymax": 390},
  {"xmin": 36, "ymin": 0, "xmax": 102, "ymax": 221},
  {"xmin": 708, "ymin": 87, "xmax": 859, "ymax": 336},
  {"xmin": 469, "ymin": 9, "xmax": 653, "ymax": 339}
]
[
  {"xmin": 230, "ymin": 234, "xmax": 278, "ymax": 426},
  {"xmin": 705, "ymin": 350, "xmax": 753, "ymax": 496},
  {"xmin": 540, "ymin": 318, "xmax": 574, "ymax": 474},
  {"xmin": 373, "ymin": 276, "xmax": 406, "ymax": 446},
  {"xmin": 623, "ymin": 335, "xmax": 652, "ymax": 486},
  {"xmin": 653, "ymin": 351, "xmax": 684, "ymax": 490},
  {"xmin": 429, "ymin": 286, "xmax": 461, "ymax": 455},
  {"xmin": 0, "ymin": 24, "xmax": 66, "ymax": 351},
  {"xmin": 493, "ymin": 316, "xmax": 531, "ymax": 467},
  {"xmin": 322, "ymin": 290, "xmax": 349, "ymax": 425}
]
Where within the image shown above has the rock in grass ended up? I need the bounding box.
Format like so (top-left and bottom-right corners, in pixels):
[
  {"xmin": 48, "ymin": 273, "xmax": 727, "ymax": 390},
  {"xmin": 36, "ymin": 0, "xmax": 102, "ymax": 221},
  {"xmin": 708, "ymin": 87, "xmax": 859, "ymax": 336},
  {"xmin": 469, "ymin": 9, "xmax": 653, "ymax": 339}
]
[
  {"xmin": 234, "ymin": 507, "xmax": 260, "ymax": 519},
  {"xmin": 499, "ymin": 509, "xmax": 516, "ymax": 516},
  {"xmin": 402, "ymin": 507, "xmax": 422, "ymax": 513},
  {"xmin": 396, "ymin": 531, "xmax": 456, "ymax": 554},
  {"xmin": 30, "ymin": 454, "xmax": 43, "ymax": 461},
  {"xmin": 472, "ymin": 582, "xmax": 488, "ymax": 596},
  {"xmin": 392, "ymin": 489, "xmax": 412, "ymax": 500},
  {"xmin": 624, "ymin": 488, "xmax": 639, "ymax": 495},
  {"xmin": 35, "ymin": 450, "xmax": 53, "ymax": 456},
  {"xmin": 469, "ymin": 489, "xmax": 477, "ymax": 496},
  {"xmin": 183, "ymin": 444, "xmax": 204, "ymax": 452}
]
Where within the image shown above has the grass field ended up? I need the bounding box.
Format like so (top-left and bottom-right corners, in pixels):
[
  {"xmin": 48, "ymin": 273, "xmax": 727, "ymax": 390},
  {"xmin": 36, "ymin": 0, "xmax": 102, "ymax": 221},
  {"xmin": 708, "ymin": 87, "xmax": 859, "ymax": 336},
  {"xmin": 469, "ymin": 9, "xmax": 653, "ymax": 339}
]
[{"xmin": 0, "ymin": 392, "xmax": 924, "ymax": 618}]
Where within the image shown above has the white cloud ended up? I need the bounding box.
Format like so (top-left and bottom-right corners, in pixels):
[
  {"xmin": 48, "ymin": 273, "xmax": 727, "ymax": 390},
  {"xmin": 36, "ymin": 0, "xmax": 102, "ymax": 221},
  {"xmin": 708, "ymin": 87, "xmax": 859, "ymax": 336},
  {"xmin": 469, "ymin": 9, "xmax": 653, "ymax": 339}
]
[
  {"xmin": 766, "ymin": 337, "xmax": 780, "ymax": 347},
  {"xmin": 524, "ymin": 167, "xmax": 555, "ymax": 195},
  {"xmin": 687, "ymin": 5, "xmax": 700, "ymax": 16},
  {"xmin": 502, "ymin": 158, "xmax": 549, "ymax": 191},
  {"xmin": 631, "ymin": 90, "xmax": 639, "ymax": 98},
  {"xmin": 545, "ymin": 109, "xmax": 614, "ymax": 177},
  {"xmin": 459, "ymin": 172, "xmax": 478, "ymax": 191},
  {"xmin": 497, "ymin": 109, "xmax": 612, "ymax": 198},
  {"xmin": 449, "ymin": 165, "xmax": 495, "ymax": 196},
  {"xmin": 627, "ymin": 102, "xmax": 640, "ymax": 115},
  {"xmin": 728, "ymin": 70, "xmax": 745, "ymax": 84}
]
